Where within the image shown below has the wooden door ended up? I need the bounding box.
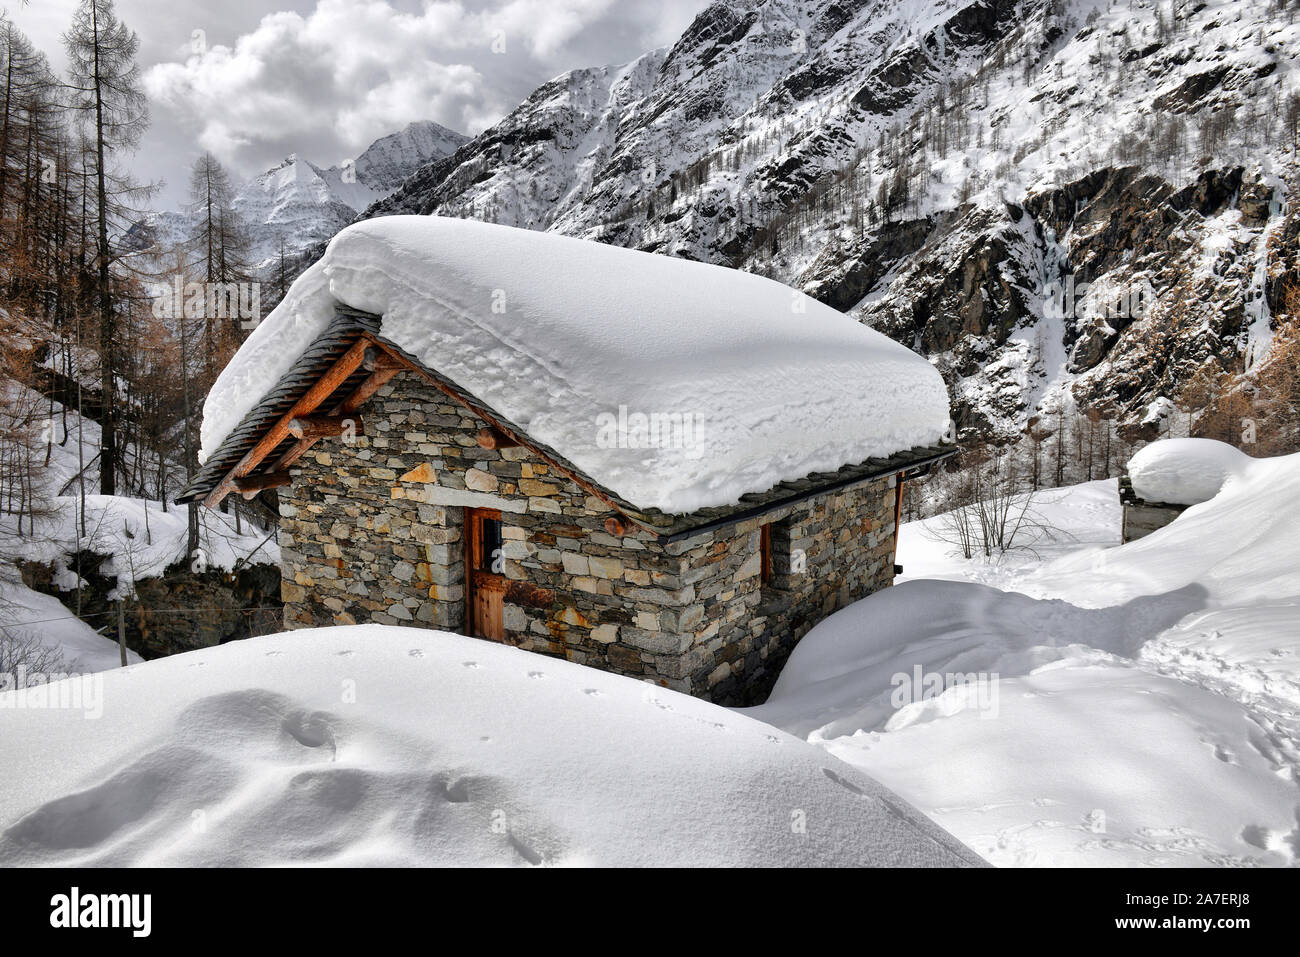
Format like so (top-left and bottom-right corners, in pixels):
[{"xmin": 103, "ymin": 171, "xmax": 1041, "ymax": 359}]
[{"xmin": 466, "ymin": 508, "xmax": 506, "ymax": 640}]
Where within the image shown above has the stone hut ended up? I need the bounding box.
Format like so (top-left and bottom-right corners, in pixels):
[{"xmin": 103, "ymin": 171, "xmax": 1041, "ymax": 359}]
[{"xmin": 181, "ymin": 217, "xmax": 954, "ymax": 704}]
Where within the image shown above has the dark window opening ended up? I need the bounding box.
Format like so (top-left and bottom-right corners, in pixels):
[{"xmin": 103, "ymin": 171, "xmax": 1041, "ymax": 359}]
[
  {"xmin": 760, "ymin": 522, "xmax": 773, "ymax": 586},
  {"xmin": 470, "ymin": 510, "xmax": 504, "ymax": 574}
]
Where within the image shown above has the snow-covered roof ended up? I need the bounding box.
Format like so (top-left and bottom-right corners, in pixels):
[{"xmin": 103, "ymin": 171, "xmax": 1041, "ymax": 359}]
[
  {"xmin": 201, "ymin": 216, "xmax": 950, "ymax": 514},
  {"xmin": 1127, "ymin": 438, "xmax": 1253, "ymax": 507}
]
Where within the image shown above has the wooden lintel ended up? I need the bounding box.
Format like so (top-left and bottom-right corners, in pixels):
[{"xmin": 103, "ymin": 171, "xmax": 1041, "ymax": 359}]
[
  {"xmin": 476, "ymin": 426, "xmax": 518, "ymax": 450},
  {"xmin": 204, "ymin": 339, "xmax": 371, "ymax": 507},
  {"xmin": 234, "ymin": 470, "xmax": 292, "ymax": 498}
]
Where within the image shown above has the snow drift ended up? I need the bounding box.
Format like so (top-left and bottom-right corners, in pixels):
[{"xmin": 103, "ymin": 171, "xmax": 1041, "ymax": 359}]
[
  {"xmin": 0, "ymin": 626, "xmax": 983, "ymax": 867},
  {"xmin": 751, "ymin": 443, "xmax": 1300, "ymax": 866},
  {"xmin": 200, "ymin": 216, "xmax": 950, "ymax": 513}
]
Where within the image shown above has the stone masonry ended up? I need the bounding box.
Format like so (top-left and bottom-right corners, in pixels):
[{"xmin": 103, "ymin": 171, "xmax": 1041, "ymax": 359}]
[{"xmin": 278, "ymin": 369, "xmax": 899, "ymax": 705}]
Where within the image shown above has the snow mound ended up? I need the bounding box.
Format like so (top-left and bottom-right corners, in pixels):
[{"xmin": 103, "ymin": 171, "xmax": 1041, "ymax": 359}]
[
  {"xmin": 0, "ymin": 626, "xmax": 983, "ymax": 867},
  {"xmin": 200, "ymin": 216, "xmax": 950, "ymax": 513},
  {"xmin": 1126, "ymin": 438, "xmax": 1253, "ymax": 506}
]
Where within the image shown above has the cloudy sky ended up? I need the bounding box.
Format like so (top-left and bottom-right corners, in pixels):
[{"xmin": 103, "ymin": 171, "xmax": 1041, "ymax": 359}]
[{"xmin": 12, "ymin": 0, "xmax": 706, "ymax": 208}]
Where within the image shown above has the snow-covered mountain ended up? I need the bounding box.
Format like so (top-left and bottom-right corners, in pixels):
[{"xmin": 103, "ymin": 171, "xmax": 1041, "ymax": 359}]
[
  {"xmin": 364, "ymin": 0, "xmax": 1300, "ymax": 441},
  {"xmin": 151, "ymin": 120, "xmax": 468, "ymax": 270}
]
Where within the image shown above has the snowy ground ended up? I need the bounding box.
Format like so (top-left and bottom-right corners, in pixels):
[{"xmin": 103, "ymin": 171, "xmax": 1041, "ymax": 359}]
[
  {"xmin": 0, "ymin": 494, "xmax": 278, "ymax": 600},
  {"xmin": 749, "ymin": 448, "xmax": 1300, "ymax": 867},
  {"xmin": 0, "ymin": 571, "xmax": 141, "ymax": 673},
  {"xmin": 0, "ymin": 626, "xmax": 982, "ymax": 867}
]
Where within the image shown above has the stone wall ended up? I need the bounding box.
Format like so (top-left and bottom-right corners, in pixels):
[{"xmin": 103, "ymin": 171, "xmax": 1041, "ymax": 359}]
[
  {"xmin": 278, "ymin": 370, "xmax": 899, "ymax": 705},
  {"xmin": 1122, "ymin": 502, "xmax": 1186, "ymax": 541},
  {"xmin": 1119, "ymin": 476, "xmax": 1187, "ymax": 542},
  {"xmin": 673, "ymin": 475, "xmax": 899, "ymax": 705}
]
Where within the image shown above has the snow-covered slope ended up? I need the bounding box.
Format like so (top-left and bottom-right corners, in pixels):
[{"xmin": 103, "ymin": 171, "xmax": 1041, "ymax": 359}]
[
  {"xmin": 367, "ymin": 0, "xmax": 1300, "ymax": 441},
  {"xmin": 0, "ymin": 572, "xmax": 141, "ymax": 673},
  {"xmin": 0, "ymin": 625, "xmax": 984, "ymax": 867},
  {"xmin": 150, "ymin": 121, "xmax": 468, "ymax": 270},
  {"xmin": 0, "ymin": 371, "xmax": 278, "ymax": 664},
  {"xmin": 0, "ymin": 377, "xmax": 275, "ymax": 596},
  {"xmin": 750, "ymin": 442, "xmax": 1300, "ymax": 866},
  {"xmin": 351, "ymin": 122, "xmax": 468, "ymax": 194},
  {"xmin": 200, "ymin": 216, "xmax": 950, "ymax": 513}
]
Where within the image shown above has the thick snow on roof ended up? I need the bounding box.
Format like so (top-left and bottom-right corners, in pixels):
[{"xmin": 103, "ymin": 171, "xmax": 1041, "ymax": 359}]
[
  {"xmin": 201, "ymin": 216, "xmax": 950, "ymax": 513},
  {"xmin": 1127, "ymin": 438, "xmax": 1253, "ymax": 506},
  {"xmin": 0, "ymin": 626, "xmax": 983, "ymax": 866}
]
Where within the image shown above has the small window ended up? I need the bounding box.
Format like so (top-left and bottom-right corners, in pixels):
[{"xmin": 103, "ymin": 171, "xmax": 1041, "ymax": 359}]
[
  {"xmin": 761, "ymin": 516, "xmax": 803, "ymax": 592},
  {"xmin": 760, "ymin": 522, "xmax": 773, "ymax": 585},
  {"xmin": 469, "ymin": 509, "xmax": 503, "ymax": 574}
]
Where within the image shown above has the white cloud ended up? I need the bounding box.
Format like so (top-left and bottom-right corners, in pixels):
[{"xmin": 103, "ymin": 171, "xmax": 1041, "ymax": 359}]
[{"xmin": 143, "ymin": 0, "xmax": 704, "ymax": 185}]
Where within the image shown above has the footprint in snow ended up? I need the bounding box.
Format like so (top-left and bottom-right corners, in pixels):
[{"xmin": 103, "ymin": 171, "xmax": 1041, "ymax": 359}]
[
  {"xmin": 336, "ymin": 650, "xmax": 356, "ymax": 658},
  {"xmin": 527, "ymin": 671, "xmax": 545, "ymax": 680},
  {"xmin": 462, "ymin": 661, "xmax": 479, "ymax": 669},
  {"xmin": 408, "ymin": 649, "xmax": 425, "ymax": 658},
  {"xmin": 265, "ymin": 650, "xmax": 284, "ymax": 657},
  {"xmin": 583, "ymin": 688, "xmax": 602, "ymax": 697}
]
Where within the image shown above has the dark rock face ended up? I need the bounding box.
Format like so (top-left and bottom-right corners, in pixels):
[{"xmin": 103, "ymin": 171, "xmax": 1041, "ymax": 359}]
[
  {"xmin": 802, "ymin": 217, "xmax": 932, "ymax": 311},
  {"xmin": 20, "ymin": 558, "xmax": 282, "ymax": 660}
]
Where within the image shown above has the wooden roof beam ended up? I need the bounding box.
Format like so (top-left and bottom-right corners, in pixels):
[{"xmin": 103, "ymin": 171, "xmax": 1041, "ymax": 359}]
[
  {"xmin": 270, "ymin": 348, "xmax": 406, "ymax": 473},
  {"xmin": 288, "ymin": 413, "xmax": 365, "ymax": 442},
  {"xmin": 476, "ymin": 426, "xmax": 518, "ymax": 450},
  {"xmin": 235, "ymin": 470, "xmax": 292, "ymax": 498},
  {"xmin": 203, "ymin": 338, "xmax": 370, "ymax": 507}
]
